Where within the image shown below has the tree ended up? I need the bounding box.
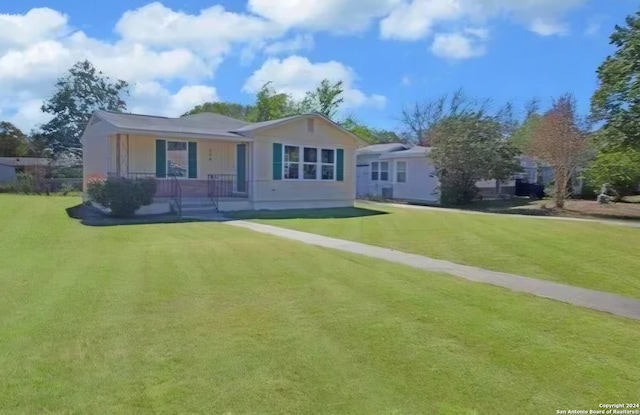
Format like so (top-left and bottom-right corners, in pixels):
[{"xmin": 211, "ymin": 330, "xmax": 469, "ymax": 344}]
[
  {"xmin": 399, "ymin": 89, "xmax": 488, "ymax": 146},
  {"xmin": 529, "ymin": 94, "xmax": 590, "ymax": 208},
  {"xmin": 41, "ymin": 60, "xmax": 129, "ymax": 157},
  {"xmin": 0, "ymin": 122, "xmax": 29, "ymax": 157},
  {"xmin": 591, "ymin": 8, "xmax": 640, "ymax": 149},
  {"xmin": 247, "ymin": 82, "xmax": 297, "ymax": 122},
  {"xmin": 181, "ymin": 102, "xmax": 254, "ymax": 120},
  {"xmin": 341, "ymin": 117, "xmax": 403, "ymax": 144},
  {"xmin": 410, "ymin": 92, "xmax": 520, "ymax": 205},
  {"xmin": 584, "ymin": 149, "xmax": 640, "ymax": 196},
  {"xmin": 297, "ymin": 79, "xmax": 345, "ymax": 119}
]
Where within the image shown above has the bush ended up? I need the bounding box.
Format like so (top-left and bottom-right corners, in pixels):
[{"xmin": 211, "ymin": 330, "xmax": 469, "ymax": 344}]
[
  {"xmin": 87, "ymin": 176, "xmax": 157, "ymax": 217},
  {"xmin": 584, "ymin": 149, "xmax": 640, "ymax": 196},
  {"xmin": 12, "ymin": 173, "xmax": 35, "ymax": 194}
]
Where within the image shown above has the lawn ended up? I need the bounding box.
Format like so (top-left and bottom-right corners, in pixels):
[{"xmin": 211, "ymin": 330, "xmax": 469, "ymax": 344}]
[
  {"xmin": 231, "ymin": 202, "xmax": 640, "ymax": 299},
  {"xmin": 1, "ymin": 195, "xmax": 639, "ymax": 414}
]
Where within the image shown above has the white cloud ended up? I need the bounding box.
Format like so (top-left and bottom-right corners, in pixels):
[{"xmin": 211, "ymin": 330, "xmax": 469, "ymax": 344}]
[
  {"xmin": 529, "ymin": 18, "xmax": 568, "ymax": 36},
  {"xmin": 0, "ymin": 8, "xmax": 69, "ymax": 48},
  {"xmin": 248, "ymin": 0, "xmax": 401, "ymax": 34},
  {"xmin": 380, "ymin": 0, "xmax": 462, "ymax": 40},
  {"xmin": 129, "ymin": 82, "xmax": 219, "ymax": 117},
  {"xmin": 430, "ymin": 32, "xmax": 486, "ymax": 59},
  {"xmin": 264, "ymin": 34, "xmax": 315, "ymax": 55},
  {"xmin": 115, "ymin": 2, "xmax": 284, "ymax": 54},
  {"xmin": 243, "ymin": 56, "xmax": 386, "ymax": 110},
  {"xmin": 380, "ymin": 0, "xmax": 586, "ymax": 39},
  {"xmin": 6, "ymin": 99, "xmax": 53, "ymax": 132},
  {"xmin": 401, "ymin": 75, "xmax": 412, "ymax": 86}
]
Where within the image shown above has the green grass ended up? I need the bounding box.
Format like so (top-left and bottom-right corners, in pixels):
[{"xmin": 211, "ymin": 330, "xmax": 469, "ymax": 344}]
[
  {"xmin": 1, "ymin": 195, "xmax": 640, "ymax": 414},
  {"xmin": 233, "ymin": 203, "xmax": 640, "ymax": 299}
]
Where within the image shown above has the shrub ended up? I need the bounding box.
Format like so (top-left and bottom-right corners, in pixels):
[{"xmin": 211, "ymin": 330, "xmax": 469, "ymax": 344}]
[
  {"xmin": 13, "ymin": 173, "xmax": 35, "ymax": 194},
  {"xmin": 584, "ymin": 149, "xmax": 640, "ymax": 196},
  {"xmin": 87, "ymin": 175, "xmax": 157, "ymax": 217}
]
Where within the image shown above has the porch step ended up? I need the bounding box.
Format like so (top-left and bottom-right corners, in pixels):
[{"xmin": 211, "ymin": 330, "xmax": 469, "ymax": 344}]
[{"xmin": 179, "ymin": 198, "xmax": 217, "ymax": 209}]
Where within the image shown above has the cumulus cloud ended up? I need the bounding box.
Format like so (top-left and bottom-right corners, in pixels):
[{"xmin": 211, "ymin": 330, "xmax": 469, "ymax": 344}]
[
  {"xmin": 430, "ymin": 32, "xmax": 486, "ymax": 59},
  {"xmin": 264, "ymin": 34, "xmax": 315, "ymax": 56},
  {"xmin": 129, "ymin": 82, "xmax": 220, "ymax": 117},
  {"xmin": 248, "ymin": 0, "xmax": 401, "ymax": 34},
  {"xmin": 243, "ymin": 56, "xmax": 386, "ymax": 110}
]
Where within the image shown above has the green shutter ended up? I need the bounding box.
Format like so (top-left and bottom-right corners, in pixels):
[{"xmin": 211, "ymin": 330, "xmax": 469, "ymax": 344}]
[
  {"xmin": 336, "ymin": 149, "xmax": 344, "ymax": 181},
  {"xmin": 155, "ymin": 140, "xmax": 166, "ymax": 178},
  {"xmin": 188, "ymin": 142, "xmax": 197, "ymax": 179},
  {"xmin": 273, "ymin": 143, "xmax": 282, "ymax": 180},
  {"xmin": 236, "ymin": 144, "xmax": 247, "ymax": 192}
]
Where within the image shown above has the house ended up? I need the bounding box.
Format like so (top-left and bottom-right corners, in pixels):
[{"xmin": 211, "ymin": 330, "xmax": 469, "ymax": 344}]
[
  {"xmin": 356, "ymin": 144, "xmax": 516, "ymax": 203},
  {"xmin": 0, "ymin": 157, "xmax": 50, "ymax": 183},
  {"xmin": 82, "ymin": 110, "xmax": 364, "ymax": 213}
]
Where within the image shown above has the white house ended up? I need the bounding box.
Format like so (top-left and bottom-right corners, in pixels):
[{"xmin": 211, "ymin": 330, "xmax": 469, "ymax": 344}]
[{"xmin": 356, "ymin": 144, "xmax": 516, "ymax": 203}]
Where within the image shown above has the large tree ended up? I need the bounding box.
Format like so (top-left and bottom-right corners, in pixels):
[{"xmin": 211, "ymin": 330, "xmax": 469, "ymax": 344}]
[
  {"xmin": 41, "ymin": 60, "xmax": 129, "ymax": 157},
  {"xmin": 341, "ymin": 117, "xmax": 402, "ymax": 144},
  {"xmin": 529, "ymin": 94, "xmax": 590, "ymax": 208},
  {"xmin": 415, "ymin": 92, "xmax": 521, "ymax": 205},
  {"xmin": 0, "ymin": 122, "xmax": 29, "ymax": 157},
  {"xmin": 297, "ymin": 79, "xmax": 345, "ymax": 120},
  {"xmin": 181, "ymin": 102, "xmax": 254, "ymax": 120},
  {"xmin": 247, "ymin": 82, "xmax": 298, "ymax": 122},
  {"xmin": 591, "ymin": 8, "xmax": 640, "ymax": 149}
]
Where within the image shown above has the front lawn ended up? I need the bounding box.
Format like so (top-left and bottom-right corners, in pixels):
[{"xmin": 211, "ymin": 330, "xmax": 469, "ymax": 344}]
[
  {"xmin": 234, "ymin": 202, "xmax": 640, "ymax": 299},
  {"xmin": 1, "ymin": 195, "xmax": 639, "ymax": 414}
]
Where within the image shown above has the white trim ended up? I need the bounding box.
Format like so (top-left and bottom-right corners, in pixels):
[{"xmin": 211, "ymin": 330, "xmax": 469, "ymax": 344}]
[
  {"xmin": 394, "ymin": 160, "xmax": 407, "ymax": 184},
  {"xmin": 281, "ymin": 143, "xmax": 338, "ymax": 182}
]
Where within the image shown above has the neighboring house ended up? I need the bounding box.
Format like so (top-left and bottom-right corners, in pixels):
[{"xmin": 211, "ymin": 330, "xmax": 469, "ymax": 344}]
[
  {"xmin": 82, "ymin": 110, "xmax": 364, "ymax": 213},
  {"xmin": 0, "ymin": 157, "xmax": 50, "ymax": 183},
  {"xmin": 356, "ymin": 144, "xmax": 516, "ymax": 203}
]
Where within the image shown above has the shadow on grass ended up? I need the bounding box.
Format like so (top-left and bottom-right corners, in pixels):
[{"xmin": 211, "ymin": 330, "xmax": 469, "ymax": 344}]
[
  {"xmin": 65, "ymin": 204, "xmax": 210, "ymax": 227},
  {"xmin": 225, "ymin": 207, "xmax": 388, "ymax": 221}
]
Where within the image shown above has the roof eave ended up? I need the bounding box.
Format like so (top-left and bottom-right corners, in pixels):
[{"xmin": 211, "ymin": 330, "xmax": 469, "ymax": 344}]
[{"xmin": 112, "ymin": 128, "xmax": 254, "ymax": 142}]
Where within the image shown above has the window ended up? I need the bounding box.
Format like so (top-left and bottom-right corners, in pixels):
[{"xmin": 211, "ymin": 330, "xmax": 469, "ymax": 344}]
[
  {"xmin": 282, "ymin": 145, "xmax": 336, "ymax": 181},
  {"xmin": 396, "ymin": 161, "xmax": 407, "ymax": 183},
  {"xmin": 284, "ymin": 145, "xmax": 299, "ymax": 179},
  {"xmin": 303, "ymin": 147, "xmax": 318, "ymax": 179},
  {"xmin": 372, "ymin": 161, "xmax": 389, "ymax": 181},
  {"xmin": 167, "ymin": 141, "xmax": 188, "ymax": 177},
  {"xmin": 321, "ymin": 149, "xmax": 335, "ymax": 180}
]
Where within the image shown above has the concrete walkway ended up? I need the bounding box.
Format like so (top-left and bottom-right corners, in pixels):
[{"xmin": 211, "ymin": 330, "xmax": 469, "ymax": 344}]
[
  {"xmin": 365, "ymin": 201, "xmax": 640, "ymax": 229},
  {"xmin": 226, "ymin": 221, "xmax": 640, "ymax": 321}
]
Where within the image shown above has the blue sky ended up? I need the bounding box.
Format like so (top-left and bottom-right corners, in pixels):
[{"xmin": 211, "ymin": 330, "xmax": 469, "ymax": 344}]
[{"xmin": 0, "ymin": 1, "xmax": 636, "ymax": 132}]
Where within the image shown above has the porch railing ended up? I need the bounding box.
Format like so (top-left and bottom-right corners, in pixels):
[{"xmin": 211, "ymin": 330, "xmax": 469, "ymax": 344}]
[{"xmin": 207, "ymin": 174, "xmax": 249, "ymax": 201}]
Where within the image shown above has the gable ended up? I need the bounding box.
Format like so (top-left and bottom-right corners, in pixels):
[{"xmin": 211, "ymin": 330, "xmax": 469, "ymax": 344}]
[{"xmin": 252, "ymin": 116, "xmax": 361, "ymax": 149}]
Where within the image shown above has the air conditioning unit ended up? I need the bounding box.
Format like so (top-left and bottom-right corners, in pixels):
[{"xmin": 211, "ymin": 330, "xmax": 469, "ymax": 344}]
[{"xmin": 381, "ymin": 186, "xmax": 393, "ymax": 199}]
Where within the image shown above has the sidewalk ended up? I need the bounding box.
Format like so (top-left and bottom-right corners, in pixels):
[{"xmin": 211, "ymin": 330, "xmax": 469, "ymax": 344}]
[{"xmin": 227, "ymin": 220, "xmax": 640, "ymax": 321}]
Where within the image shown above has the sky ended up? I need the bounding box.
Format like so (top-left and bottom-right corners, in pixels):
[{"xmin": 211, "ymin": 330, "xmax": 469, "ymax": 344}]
[{"xmin": 0, "ymin": 0, "xmax": 636, "ymax": 134}]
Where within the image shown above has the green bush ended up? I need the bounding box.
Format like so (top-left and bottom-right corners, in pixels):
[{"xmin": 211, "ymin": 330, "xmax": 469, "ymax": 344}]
[
  {"xmin": 87, "ymin": 176, "xmax": 157, "ymax": 217},
  {"xmin": 13, "ymin": 173, "xmax": 35, "ymax": 194},
  {"xmin": 584, "ymin": 149, "xmax": 640, "ymax": 196}
]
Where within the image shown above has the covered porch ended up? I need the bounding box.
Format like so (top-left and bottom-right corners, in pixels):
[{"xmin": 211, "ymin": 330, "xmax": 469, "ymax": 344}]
[{"xmin": 107, "ymin": 133, "xmax": 252, "ymax": 201}]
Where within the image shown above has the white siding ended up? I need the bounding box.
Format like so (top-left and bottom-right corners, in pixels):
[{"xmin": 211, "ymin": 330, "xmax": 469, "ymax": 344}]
[
  {"xmin": 81, "ymin": 119, "xmax": 116, "ymax": 201},
  {"xmin": 390, "ymin": 158, "xmax": 440, "ymax": 202}
]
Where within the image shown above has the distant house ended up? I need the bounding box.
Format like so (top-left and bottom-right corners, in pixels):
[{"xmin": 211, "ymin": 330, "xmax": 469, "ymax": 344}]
[
  {"xmin": 81, "ymin": 110, "xmax": 365, "ymax": 213},
  {"xmin": 0, "ymin": 157, "xmax": 50, "ymax": 183},
  {"xmin": 356, "ymin": 143, "xmax": 516, "ymax": 203}
]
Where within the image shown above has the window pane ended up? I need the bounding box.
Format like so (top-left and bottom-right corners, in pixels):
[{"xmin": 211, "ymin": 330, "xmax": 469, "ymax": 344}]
[
  {"xmin": 304, "ymin": 164, "xmax": 317, "ymax": 179},
  {"xmin": 397, "ymin": 172, "xmax": 406, "ymax": 183},
  {"xmin": 380, "ymin": 162, "xmax": 389, "ymax": 172},
  {"xmin": 167, "ymin": 141, "xmax": 188, "ymax": 177},
  {"xmin": 397, "ymin": 161, "xmax": 407, "ymax": 173},
  {"xmin": 322, "ymin": 165, "xmax": 334, "ymax": 180},
  {"xmin": 321, "ymin": 149, "xmax": 334, "ymax": 164},
  {"xmin": 285, "ymin": 146, "xmax": 299, "ymax": 162},
  {"xmin": 371, "ymin": 162, "xmax": 379, "ymax": 173},
  {"xmin": 371, "ymin": 171, "xmax": 378, "ymax": 181},
  {"xmin": 284, "ymin": 163, "xmax": 299, "ymax": 179},
  {"xmin": 304, "ymin": 147, "xmax": 318, "ymax": 163},
  {"xmin": 380, "ymin": 172, "xmax": 389, "ymax": 181},
  {"xmin": 168, "ymin": 141, "xmax": 187, "ymax": 151}
]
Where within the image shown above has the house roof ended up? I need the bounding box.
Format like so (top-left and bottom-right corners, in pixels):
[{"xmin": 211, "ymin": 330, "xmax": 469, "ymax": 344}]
[
  {"xmin": 379, "ymin": 146, "xmax": 432, "ymax": 159},
  {"xmin": 356, "ymin": 143, "xmax": 410, "ymax": 155},
  {"xmin": 0, "ymin": 157, "xmax": 50, "ymax": 167},
  {"xmin": 92, "ymin": 110, "xmax": 250, "ymax": 139},
  {"xmin": 91, "ymin": 111, "xmax": 365, "ymax": 145}
]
